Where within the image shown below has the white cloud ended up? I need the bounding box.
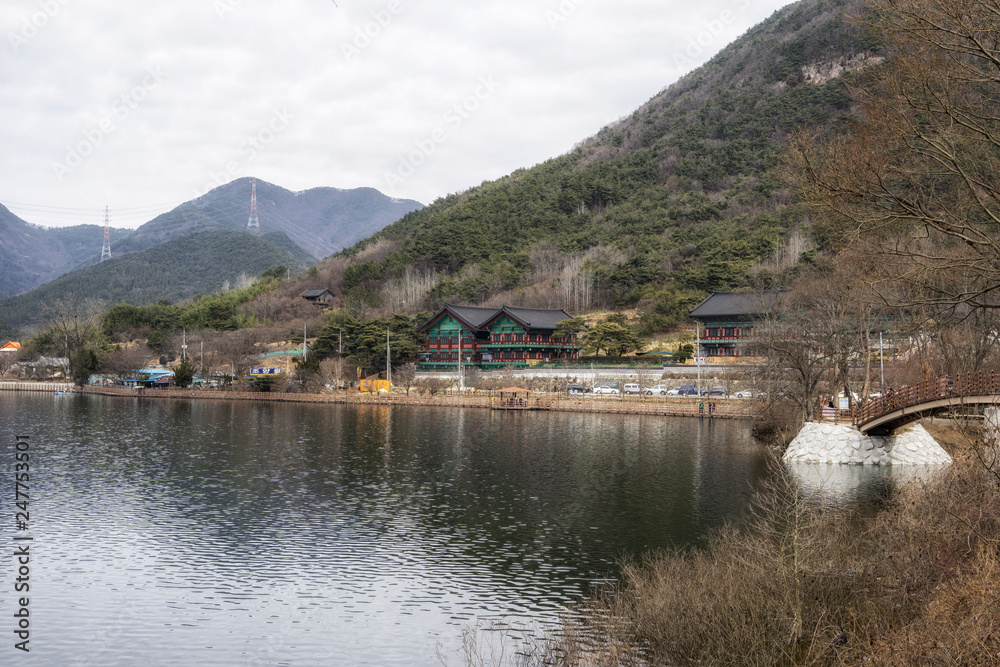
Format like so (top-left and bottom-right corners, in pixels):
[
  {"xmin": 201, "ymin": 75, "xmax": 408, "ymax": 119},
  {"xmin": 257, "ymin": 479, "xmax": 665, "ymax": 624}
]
[{"xmin": 0, "ymin": 0, "xmax": 791, "ymax": 228}]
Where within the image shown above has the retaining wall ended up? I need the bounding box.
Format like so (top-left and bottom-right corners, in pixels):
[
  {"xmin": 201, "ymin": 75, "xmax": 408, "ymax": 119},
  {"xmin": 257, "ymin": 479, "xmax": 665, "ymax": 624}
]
[{"xmin": 783, "ymin": 422, "xmax": 952, "ymax": 465}]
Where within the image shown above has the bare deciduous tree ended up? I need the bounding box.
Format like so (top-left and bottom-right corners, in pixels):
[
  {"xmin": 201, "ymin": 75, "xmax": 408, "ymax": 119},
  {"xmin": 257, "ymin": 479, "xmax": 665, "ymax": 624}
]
[
  {"xmin": 215, "ymin": 329, "xmax": 262, "ymax": 380},
  {"xmin": 786, "ymin": 0, "xmax": 1000, "ymax": 317},
  {"xmin": 42, "ymin": 299, "xmax": 107, "ymax": 386},
  {"xmin": 100, "ymin": 345, "xmax": 155, "ymax": 381},
  {"xmin": 0, "ymin": 351, "xmax": 15, "ymax": 379},
  {"xmin": 320, "ymin": 356, "xmax": 348, "ymax": 390},
  {"xmin": 416, "ymin": 377, "xmax": 449, "ymax": 396},
  {"xmin": 396, "ymin": 362, "xmax": 417, "ymax": 395}
]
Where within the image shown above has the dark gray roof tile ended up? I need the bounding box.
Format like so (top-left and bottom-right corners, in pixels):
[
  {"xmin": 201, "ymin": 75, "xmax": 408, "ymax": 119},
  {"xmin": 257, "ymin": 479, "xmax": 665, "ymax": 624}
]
[{"xmin": 689, "ymin": 291, "xmax": 776, "ymax": 319}]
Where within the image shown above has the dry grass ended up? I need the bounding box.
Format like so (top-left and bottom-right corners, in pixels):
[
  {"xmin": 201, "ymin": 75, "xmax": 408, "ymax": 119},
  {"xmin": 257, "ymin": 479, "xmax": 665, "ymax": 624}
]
[{"xmin": 461, "ymin": 428, "xmax": 1000, "ymax": 666}]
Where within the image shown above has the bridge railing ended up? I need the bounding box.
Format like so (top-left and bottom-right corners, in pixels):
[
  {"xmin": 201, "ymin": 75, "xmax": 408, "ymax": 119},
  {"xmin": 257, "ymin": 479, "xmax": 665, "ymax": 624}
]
[{"xmin": 853, "ymin": 370, "xmax": 1000, "ymax": 425}]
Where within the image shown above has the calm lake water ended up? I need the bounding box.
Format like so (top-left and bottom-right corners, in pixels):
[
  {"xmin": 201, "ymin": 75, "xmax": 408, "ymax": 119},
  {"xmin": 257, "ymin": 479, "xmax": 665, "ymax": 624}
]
[{"xmin": 0, "ymin": 393, "xmax": 881, "ymax": 666}]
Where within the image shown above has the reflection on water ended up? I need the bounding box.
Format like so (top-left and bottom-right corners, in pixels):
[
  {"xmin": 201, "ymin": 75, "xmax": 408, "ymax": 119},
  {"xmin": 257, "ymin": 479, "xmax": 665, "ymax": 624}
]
[
  {"xmin": 1, "ymin": 394, "xmax": 775, "ymax": 665},
  {"xmin": 786, "ymin": 461, "xmax": 950, "ymax": 510}
]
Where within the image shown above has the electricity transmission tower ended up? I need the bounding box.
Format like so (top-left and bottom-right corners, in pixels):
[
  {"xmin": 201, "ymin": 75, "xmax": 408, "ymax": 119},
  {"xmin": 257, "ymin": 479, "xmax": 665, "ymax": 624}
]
[
  {"xmin": 247, "ymin": 177, "xmax": 260, "ymax": 234},
  {"xmin": 100, "ymin": 205, "xmax": 112, "ymax": 261}
]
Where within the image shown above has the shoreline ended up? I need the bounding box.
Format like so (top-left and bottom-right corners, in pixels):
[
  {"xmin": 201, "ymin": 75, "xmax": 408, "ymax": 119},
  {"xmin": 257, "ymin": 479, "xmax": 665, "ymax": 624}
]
[{"xmin": 0, "ymin": 383, "xmax": 757, "ymax": 420}]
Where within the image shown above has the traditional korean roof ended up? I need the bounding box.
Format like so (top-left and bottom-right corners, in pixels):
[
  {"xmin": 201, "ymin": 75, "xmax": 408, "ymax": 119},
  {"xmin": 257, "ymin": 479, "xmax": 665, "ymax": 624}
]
[
  {"xmin": 299, "ymin": 288, "xmax": 333, "ymax": 299},
  {"xmin": 441, "ymin": 304, "xmax": 501, "ymax": 330},
  {"xmin": 0, "ymin": 341, "xmax": 21, "ymax": 351},
  {"xmin": 494, "ymin": 306, "xmax": 573, "ymax": 331},
  {"xmin": 418, "ymin": 304, "xmax": 574, "ymax": 333},
  {"xmin": 688, "ymin": 291, "xmax": 777, "ymax": 320}
]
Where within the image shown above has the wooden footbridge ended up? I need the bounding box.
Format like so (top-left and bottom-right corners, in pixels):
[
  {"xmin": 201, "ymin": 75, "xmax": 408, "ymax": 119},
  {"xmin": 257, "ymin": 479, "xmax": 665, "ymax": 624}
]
[{"xmin": 854, "ymin": 370, "xmax": 1000, "ymax": 435}]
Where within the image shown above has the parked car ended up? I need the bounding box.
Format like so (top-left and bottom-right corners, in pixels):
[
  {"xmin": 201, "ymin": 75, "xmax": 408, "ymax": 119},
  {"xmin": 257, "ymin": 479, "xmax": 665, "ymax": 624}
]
[
  {"xmin": 667, "ymin": 384, "xmax": 699, "ymax": 396},
  {"xmin": 623, "ymin": 383, "xmax": 642, "ymax": 395},
  {"xmin": 645, "ymin": 384, "xmax": 669, "ymax": 396},
  {"xmin": 566, "ymin": 383, "xmax": 590, "ymax": 394},
  {"xmin": 732, "ymin": 389, "xmax": 758, "ymax": 399},
  {"xmin": 703, "ymin": 386, "xmax": 728, "ymax": 397},
  {"xmin": 593, "ymin": 385, "xmax": 620, "ymax": 395}
]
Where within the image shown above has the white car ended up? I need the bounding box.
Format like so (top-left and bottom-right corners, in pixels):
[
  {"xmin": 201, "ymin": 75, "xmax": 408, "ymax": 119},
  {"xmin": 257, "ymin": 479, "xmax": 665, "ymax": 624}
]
[
  {"xmin": 593, "ymin": 385, "xmax": 620, "ymax": 395},
  {"xmin": 623, "ymin": 383, "xmax": 642, "ymax": 395},
  {"xmin": 645, "ymin": 384, "xmax": 669, "ymax": 395}
]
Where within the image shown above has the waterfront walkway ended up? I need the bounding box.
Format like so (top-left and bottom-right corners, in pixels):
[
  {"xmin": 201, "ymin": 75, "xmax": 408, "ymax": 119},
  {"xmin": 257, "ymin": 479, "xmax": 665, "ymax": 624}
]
[
  {"xmin": 70, "ymin": 385, "xmax": 754, "ymax": 420},
  {"xmin": 0, "ymin": 381, "xmax": 75, "ymax": 393}
]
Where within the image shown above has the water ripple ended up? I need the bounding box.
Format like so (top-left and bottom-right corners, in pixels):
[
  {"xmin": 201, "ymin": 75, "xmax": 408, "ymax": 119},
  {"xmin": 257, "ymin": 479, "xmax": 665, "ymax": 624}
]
[{"xmin": 1, "ymin": 394, "xmax": 771, "ymax": 666}]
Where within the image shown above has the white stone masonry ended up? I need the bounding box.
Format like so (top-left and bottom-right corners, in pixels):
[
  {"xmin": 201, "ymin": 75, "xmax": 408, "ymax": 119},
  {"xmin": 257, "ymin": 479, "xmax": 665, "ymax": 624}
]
[{"xmin": 782, "ymin": 422, "xmax": 952, "ymax": 466}]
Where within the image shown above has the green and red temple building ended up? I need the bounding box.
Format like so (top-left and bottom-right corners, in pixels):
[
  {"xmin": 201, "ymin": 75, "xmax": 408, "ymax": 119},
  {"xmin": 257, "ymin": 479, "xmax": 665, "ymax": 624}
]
[{"xmin": 417, "ymin": 304, "xmax": 579, "ymax": 368}]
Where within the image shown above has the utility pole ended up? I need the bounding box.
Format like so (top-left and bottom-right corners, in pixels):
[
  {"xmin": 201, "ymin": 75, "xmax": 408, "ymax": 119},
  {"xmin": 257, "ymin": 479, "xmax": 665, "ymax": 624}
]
[
  {"xmin": 302, "ymin": 323, "xmax": 307, "ymax": 359},
  {"xmin": 386, "ymin": 328, "xmax": 391, "ymax": 386},
  {"xmin": 696, "ymin": 321, "xmax": 701, "ymax": 396},
  {"xmin": 181, "ymin": 327, "xmax": 187, "ymax": 362}
]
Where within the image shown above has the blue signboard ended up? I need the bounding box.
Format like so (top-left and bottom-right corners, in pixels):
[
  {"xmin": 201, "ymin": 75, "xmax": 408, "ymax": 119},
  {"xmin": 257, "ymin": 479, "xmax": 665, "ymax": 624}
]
[{"xmin": 250, "ymin": 368, "xmax": 283, "ymax": 375}]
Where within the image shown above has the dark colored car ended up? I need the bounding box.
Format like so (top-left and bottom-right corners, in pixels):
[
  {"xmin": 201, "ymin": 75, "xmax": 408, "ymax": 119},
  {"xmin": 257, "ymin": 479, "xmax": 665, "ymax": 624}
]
[
  {"xmin": 703, "ymin": 386, "xmax": 728, "ymax": 397},
  {"xmin": 566, "ymin": 383, "xmax": 590, "ymax": 394}
]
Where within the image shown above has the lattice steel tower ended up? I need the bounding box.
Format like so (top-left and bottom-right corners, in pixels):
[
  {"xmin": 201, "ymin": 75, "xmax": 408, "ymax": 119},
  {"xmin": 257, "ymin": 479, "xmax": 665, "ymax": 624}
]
[
  {"xmin": 247, "ymin": 177, "xmax": 260, "ymax": 234},
  {"xmin": 100, "ymin": 205, "xmax": 112, "ymax": 261}
]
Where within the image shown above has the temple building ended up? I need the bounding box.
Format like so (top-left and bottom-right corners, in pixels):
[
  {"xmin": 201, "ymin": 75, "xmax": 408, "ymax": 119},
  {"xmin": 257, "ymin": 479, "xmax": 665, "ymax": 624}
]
[
  {"xmin": 417, "ymin": 304, "xmax": 579, "ymax": 368},
  {"xmin": 688, "ymin": 291, "xmax": 774, "ymax": 359}
]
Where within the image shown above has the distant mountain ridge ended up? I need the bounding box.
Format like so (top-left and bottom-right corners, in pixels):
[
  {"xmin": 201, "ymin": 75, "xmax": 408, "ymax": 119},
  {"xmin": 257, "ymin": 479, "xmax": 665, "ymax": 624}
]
[
  {"xmin": 0, "ymin": 204, "xmax": 130, "ymax": 297},
  {"xmin": 113, "ymin": 180, "xmax": 423, "ymax": 260},
  {"xmin": 0, "ymin": 229, "xmax": 311, "ymax": 327},
  {"xmin": 0, "ymin": 181, "xmax": 422, "ymax": 299}
]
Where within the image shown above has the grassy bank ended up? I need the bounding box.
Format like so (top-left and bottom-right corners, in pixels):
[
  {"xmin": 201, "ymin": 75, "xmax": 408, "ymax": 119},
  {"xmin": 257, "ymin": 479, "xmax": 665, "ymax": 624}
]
[{"xmin": 492, "ymin": 422, "xmax": 999, "ymax": 666}]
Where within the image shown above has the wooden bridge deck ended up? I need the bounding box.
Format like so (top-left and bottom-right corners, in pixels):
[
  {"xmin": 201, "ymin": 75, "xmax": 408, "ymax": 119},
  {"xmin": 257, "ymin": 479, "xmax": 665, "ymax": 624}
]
[{"xmin": 854, "ymin": 370, "xmax": 1000, "ymax": 434}]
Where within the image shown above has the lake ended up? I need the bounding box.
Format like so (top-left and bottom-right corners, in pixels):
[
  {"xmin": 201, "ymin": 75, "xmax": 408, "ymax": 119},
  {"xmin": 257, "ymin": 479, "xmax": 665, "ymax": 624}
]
[{"xmin": 0, "ymin": 392, "xmax": 874, "ymax": 665}]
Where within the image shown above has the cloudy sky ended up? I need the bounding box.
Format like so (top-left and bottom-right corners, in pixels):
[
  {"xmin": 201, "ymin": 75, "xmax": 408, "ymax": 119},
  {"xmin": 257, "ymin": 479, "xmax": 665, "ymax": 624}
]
[{"xmin": 1, "ymin": 0, "xmax": 792, "ymax": 229}]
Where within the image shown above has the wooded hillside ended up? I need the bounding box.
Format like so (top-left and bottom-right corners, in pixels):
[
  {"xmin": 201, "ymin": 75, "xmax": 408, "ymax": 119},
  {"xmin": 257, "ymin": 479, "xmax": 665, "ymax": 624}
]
[
  {"xmin": 321, "ymin": 0, "xmax": 876, "ymax": 331},
  {"xmin": 0, "ymin": 229, "xmax": 310, "ymax": 326}
]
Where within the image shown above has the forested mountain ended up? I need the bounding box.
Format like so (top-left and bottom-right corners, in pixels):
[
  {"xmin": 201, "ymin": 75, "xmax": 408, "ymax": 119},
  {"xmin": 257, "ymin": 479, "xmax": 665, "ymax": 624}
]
[
  {"xmin": 0, "ymin": 230, "xmax": 309, "ymax": 326},
  {"xmin": 0, "ymin": 181, "xmax": 421, "ymax": 300},
  {"xmin": 0, "ymin": 204, "xmax": 131, "ymax": 297},
  {"xmin": 112, "ymin": 180, "xmax": 423, "ymax": 260},
  {"xmin": 329, "ymin": 0, "xmax": 877, "ymax": 330}
]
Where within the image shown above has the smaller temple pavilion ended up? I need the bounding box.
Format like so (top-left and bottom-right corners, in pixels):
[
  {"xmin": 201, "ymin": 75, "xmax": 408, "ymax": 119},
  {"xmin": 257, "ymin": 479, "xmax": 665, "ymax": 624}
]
[
  {"xmin": 688, "ymin": 290, "xmax": 777, "ymax": 359},
  {"xmin": 417, "ymin": 304, "xmax": 579, "ymax": 368}
]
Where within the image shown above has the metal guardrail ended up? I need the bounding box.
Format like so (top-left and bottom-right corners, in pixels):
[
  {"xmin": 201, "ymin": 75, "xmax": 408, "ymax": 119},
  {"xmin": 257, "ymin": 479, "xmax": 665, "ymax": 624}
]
[{"xmin": 853, "ymin": 370, "xmax": 1000, "ymax": 425}]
